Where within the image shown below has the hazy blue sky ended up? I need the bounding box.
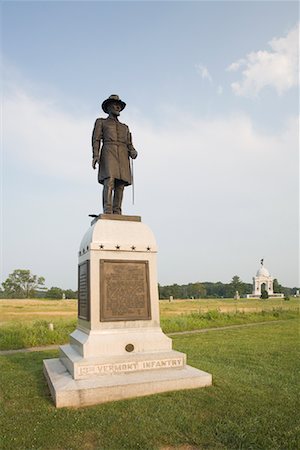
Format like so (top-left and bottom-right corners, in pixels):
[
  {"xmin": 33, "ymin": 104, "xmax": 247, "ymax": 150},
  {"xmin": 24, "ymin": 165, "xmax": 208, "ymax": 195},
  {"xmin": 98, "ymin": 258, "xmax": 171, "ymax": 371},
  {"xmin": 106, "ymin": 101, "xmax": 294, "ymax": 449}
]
[{"xmin": 1, "ymin": 1, "xmax": 299, "ymax": 290}]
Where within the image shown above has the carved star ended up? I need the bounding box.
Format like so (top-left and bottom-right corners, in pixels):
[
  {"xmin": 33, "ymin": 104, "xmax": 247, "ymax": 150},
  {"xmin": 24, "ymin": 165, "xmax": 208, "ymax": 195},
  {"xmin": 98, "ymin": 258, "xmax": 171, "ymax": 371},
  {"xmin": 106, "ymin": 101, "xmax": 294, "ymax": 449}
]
[
  {"xmin": 115, "ymin": 245, "xmax": 120, "ymax": 250},
  {"xmin": 147, "ymin": 246, "xmax": 151, "ymax": 251},
  {"xmin": 131, "ymin": 245, "xmax": 136, "ymax": 250},
  {"xmin": 99, "ymin": 244, "xmax": 104, "ymax": 249}
]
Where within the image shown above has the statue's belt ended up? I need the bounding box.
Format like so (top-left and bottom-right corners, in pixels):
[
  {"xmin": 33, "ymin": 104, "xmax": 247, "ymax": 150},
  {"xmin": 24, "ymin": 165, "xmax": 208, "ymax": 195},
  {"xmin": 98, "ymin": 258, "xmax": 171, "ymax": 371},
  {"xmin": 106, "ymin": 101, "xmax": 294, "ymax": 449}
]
[{"xmin": 103, "ymin": 140, "xmax": 127, "ymax": 145}]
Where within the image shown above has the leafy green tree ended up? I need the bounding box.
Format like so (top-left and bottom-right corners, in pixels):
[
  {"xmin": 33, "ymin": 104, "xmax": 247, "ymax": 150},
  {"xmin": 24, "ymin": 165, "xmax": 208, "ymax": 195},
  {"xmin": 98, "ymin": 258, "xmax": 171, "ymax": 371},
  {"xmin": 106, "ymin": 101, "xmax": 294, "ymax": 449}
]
[
  {"xmin": 2, "ymin": 269, "xmax": 45, "ymax": 298},
  {"xmin": 229, "ymin": 275, "xmax": 245, "ymax": 297},
  {"xmin": 43, "ymin": 287, "xmax": 77, "ymax": 299},
  {"xmin": 204, "ymin": 281, "xmax": 228, "ymax": 298},
  {"xmin": 45, "ymin": 287, "xmax": 63, "ymax": 299},
  {"xmin": 187, "ymin": 282, "xmax": 206, "ymax": 299},
  {"xmin": 273, "ymin": 279, "xmax": 283, "ymax": 293},
  {"xmin": 64, "ymin": 289, "xmax": 78, "ymax": 299}
]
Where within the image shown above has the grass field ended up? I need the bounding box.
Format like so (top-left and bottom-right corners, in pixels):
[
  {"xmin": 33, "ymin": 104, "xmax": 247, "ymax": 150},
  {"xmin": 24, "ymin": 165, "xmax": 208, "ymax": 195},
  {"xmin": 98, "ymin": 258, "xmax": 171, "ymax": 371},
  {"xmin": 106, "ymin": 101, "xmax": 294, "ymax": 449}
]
[
  {"xmin": 1, "ymin": 320, "xmax": 299, "ymax": 449},
  {"xmin": 0, "ymin": 299, "xmax": 77, "ymax": 324},
  {"xmin": 1, "ymin": 297, "xmax": 298, "ymax": 324},
  {"xmin": 159, "ymin": 297, "xmax": 299, "ymax": 316},
  {"xmin": 0, "ymin": 298, "xmax": 298, "ymax": 350}
]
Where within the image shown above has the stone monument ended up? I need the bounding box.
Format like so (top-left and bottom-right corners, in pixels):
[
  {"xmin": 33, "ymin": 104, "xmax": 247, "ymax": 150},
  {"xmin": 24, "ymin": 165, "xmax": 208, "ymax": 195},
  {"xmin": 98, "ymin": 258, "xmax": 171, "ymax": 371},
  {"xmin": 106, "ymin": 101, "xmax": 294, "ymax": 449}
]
[
  {"xmin": 246, "ymin": 259, "xmax": 284, "ymax": 299},
  {"xmin": 43, "ymin": 95, "xmax": 212, "ymax": 408},
  {"xmin": 234, "ymin": 290, "xmax": 240, "ymax": 300}
]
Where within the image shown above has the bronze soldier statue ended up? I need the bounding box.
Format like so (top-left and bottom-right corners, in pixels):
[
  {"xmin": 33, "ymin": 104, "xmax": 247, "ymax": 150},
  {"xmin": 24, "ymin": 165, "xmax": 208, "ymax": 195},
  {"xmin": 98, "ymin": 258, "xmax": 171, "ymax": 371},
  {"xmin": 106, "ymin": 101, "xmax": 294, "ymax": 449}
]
[{"xmin": 92, "ymin": 95, "xmax": 138, "ymax": 214}]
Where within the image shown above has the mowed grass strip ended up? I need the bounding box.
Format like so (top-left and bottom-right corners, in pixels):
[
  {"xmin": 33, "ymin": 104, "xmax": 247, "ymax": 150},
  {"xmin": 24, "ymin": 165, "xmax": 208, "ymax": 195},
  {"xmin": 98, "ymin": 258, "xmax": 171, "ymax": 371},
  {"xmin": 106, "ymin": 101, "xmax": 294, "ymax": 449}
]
[
  {"xmin": 0, "ymin": 319, "xmax": 77, "ymax": 350},
  {"xmin": 0, "ymin": 320, "xmax": 299, "ymax": 450},
  {"xmin": 0, "ymin": 309, "xmax": 298, "ymax": 351},
  {"xmin": 161, "ymin": 308, "xmax": 298, "ymax": 333}
]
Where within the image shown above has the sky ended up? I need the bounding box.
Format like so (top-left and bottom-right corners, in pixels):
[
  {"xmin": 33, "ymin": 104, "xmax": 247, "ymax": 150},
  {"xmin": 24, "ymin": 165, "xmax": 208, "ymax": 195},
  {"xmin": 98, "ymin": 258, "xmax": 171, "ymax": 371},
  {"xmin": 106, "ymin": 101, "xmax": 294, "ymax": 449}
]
[{"xmin": 1, "ymin": 1, "xmax": 299, "ymax": 290}]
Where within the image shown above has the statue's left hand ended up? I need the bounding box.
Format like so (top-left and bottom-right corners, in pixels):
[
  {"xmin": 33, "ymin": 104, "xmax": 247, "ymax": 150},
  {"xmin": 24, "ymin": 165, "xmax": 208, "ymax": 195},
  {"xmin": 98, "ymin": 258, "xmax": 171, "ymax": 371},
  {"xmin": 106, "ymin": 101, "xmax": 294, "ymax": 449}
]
[
  {"xmin": 131, "ymin": 150, "xmax": 138, "ymax": 159},
  {"xmin": 92, "ymin": 157, "xmax": 98, "ymax": 169}
]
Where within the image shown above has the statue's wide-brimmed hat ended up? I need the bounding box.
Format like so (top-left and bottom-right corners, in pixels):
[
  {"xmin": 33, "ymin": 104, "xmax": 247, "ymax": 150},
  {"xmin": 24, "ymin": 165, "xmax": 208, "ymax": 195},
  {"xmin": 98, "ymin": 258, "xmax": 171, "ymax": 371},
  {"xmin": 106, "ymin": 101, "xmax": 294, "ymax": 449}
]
[{"xmin": 102, "ymin": 94, "xmax": 126, "ymax": 113}]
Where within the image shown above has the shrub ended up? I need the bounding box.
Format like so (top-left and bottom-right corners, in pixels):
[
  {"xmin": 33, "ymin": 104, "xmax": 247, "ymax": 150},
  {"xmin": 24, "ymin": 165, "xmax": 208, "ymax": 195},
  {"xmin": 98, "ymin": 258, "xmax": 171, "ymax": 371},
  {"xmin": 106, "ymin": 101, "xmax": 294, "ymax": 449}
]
[{"xmin": 261, "ymin": 290, "xmax": 269, "ymax": 299}]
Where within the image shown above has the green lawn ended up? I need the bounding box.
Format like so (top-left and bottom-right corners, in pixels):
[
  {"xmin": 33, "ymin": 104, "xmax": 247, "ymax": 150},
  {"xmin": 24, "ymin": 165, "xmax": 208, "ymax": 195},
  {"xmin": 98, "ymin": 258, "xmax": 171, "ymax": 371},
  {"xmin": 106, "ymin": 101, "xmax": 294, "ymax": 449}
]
[
  {"xmin": 1, "ymin": 320, "xmax": 299, "ymax": 449},
  {"xmin": 161, "ymin": 308, "xmax": 297, "ymax": 334}
]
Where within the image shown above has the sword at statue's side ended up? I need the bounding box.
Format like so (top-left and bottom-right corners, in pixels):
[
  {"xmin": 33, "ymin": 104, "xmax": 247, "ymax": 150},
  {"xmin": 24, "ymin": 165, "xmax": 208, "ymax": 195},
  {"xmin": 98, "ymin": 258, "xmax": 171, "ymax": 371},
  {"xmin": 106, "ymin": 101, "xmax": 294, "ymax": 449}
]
[{"xmin": 131, "ymin": 158, "xmax": 134, "ymax": 205}]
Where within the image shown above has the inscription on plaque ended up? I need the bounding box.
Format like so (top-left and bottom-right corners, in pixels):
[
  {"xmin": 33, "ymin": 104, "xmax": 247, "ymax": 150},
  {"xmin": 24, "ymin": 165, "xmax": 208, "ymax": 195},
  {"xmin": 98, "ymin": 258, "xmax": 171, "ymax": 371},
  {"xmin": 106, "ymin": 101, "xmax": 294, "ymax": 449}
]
[
  {"xmin": 78, "ymin": 261, "xmax": 90, "ymax": 321},
  {"xmin": 100, "ymin": 260, "xmax": 151, "ymax": 321}
]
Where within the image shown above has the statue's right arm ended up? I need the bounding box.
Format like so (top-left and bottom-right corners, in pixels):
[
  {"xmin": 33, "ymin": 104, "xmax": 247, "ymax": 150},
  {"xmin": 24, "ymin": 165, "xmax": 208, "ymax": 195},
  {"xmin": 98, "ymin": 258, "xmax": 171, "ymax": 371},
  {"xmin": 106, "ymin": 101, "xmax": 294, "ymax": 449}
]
[{"xmin": 92, "ymin": 119, "xmax": 103, "ymax": 169}]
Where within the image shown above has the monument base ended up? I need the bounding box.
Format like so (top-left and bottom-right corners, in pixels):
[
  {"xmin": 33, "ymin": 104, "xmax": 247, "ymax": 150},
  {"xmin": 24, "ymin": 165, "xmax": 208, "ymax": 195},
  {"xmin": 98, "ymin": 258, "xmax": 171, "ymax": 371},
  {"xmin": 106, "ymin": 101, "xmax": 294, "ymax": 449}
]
[
  {"xmin": 246, "ymin": 293, "xmax": 284, "ymax": 298},
  {"xmin": 43, "ymin": 358, "xmax": 212, "ymax": 408},
  {"xmin": 43, "ymin": 215, "xmax": 212, "ymax": 408}
]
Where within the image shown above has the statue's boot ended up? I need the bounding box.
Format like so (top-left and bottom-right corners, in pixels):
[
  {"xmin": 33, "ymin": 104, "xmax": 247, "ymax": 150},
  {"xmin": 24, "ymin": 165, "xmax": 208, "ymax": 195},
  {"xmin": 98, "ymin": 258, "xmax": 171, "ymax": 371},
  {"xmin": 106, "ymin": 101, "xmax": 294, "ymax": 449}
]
[
  {"xmin": 113, "ymin": 181, "xmax": 125, "ymax": 215},
  {"xmin": 103, "ymin": 178, "xmax": 114, "ymax": 214}
]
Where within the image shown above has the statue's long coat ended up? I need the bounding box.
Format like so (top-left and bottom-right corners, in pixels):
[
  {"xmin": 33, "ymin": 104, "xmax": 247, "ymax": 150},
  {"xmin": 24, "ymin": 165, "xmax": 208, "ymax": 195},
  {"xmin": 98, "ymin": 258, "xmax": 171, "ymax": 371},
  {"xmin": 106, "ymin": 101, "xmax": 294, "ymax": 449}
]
[{"xmin": 92, "ymin": 117, "xmax": 137, "ymax": 185}]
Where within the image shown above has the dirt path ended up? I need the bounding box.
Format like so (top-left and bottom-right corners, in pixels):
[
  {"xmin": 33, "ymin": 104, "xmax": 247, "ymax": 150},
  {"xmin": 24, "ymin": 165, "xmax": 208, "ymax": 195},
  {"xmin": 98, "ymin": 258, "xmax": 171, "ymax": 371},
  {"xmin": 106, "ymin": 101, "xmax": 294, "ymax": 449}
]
[
  {"xmin": 0, "ymin": 344, "xmax": 60, "ymax": 355},
  {"xmin": 0, "ymin": 319, "xmax": 294, "ymax": 356},
  {"xmin": 167, "ymin": 319, "xmax": 294, "ymax": 336}
]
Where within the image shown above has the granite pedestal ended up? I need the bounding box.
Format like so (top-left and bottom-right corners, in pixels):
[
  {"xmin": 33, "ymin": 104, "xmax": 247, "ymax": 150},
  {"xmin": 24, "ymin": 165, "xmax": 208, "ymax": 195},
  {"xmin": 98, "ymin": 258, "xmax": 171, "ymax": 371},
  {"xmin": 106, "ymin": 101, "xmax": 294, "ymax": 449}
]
[{"xmin": 43, "ymin": 215, "xmax": 212, "ymax": 407}]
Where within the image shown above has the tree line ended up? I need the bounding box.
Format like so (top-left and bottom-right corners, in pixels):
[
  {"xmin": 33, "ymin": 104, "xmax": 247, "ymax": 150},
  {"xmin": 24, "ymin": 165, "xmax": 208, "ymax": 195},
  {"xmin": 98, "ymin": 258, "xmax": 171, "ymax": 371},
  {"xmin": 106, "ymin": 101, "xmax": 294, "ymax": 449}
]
[
  {"xmin": 1, "ymin": 269, "xmax": 298, "ymax": 300},
  {"xmin": 159, "ymin": 275, "xmax": 297, "ymax": 299}
]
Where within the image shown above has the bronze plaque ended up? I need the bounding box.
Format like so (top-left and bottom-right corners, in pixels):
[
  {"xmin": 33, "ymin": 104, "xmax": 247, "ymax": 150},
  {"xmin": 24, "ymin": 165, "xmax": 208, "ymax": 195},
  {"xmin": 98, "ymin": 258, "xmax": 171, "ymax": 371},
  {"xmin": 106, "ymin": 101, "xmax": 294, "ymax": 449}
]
[
  {"xmin": 78, "ymin": 261, "xmax": 90, "ymax": 321},
  {"xmin": 100, "ymin": 260, "xmax": 151, "ymax": 321}
]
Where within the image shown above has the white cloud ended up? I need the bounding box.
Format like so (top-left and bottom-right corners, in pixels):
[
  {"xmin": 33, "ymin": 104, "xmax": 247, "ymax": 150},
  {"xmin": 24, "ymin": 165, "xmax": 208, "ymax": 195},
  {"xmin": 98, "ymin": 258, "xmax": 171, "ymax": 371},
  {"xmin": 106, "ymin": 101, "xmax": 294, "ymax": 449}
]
[
  {"xmin": 227, "ymin": 24, "xmax": 299, "ymax": 97},
  {"xmin": 217, "ymin": 85, "xmax": 223, "ymax": 95},
  {"xmin": 3, "ymin": 83, "xmax": 92, "ymax": 182},
  {"xmin": 129, "ymin": 110, "xmax": 298, "ymax": 287},
  {"xmin": 4, "ymin": 81, "xmax": 298, "ymax": 195},
  {"xmin": 227, "ymin": 59, "xmax": 246, "ymax": 72},
  {"xmin": 195, "ymin": 63, "xmax": 213, "ymax": 83}
]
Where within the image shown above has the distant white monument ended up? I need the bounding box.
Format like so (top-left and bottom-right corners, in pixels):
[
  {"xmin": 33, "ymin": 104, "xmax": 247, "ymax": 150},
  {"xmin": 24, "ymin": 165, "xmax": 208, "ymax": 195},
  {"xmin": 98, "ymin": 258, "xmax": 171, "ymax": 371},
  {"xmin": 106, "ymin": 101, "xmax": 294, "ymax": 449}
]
[{"xmin": 247, "ymin": 259, "xmax": 284, "ymax": 299}]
